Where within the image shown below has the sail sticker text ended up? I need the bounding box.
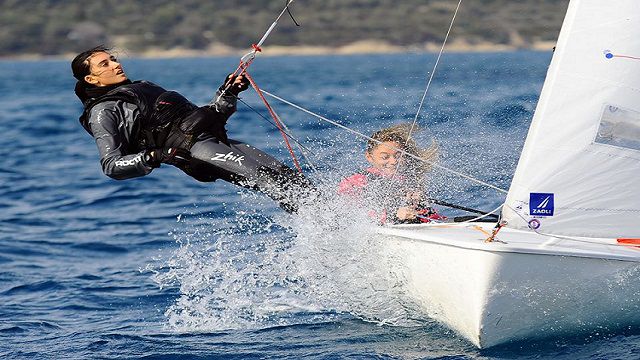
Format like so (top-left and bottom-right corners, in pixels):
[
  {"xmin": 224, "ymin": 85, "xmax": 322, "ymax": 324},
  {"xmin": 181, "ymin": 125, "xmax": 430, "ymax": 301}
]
[{"xmin": 529, "ymin": 193, "xmax": 554, "ymax": 217}]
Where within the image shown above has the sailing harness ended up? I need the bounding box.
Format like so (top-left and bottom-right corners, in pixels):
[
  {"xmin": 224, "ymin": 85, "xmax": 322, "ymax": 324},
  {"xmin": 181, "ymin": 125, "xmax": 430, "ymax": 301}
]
[{"xmin": 79, "ymin": 81, "xmax": 229, "ymax": 158}]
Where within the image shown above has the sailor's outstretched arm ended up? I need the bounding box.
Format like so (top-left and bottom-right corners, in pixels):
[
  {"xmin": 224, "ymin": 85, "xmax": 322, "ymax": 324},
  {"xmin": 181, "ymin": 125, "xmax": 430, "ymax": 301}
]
[{"xmin": 88, "ymin": 101, "xmax": 155, "ymax": 180}]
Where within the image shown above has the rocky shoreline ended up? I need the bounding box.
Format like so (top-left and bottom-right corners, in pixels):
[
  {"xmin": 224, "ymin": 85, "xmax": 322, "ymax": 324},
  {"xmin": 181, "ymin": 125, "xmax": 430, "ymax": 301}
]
[{"xmin": 3, "ymin": 39, "xmax": 556, "ymax": 61}]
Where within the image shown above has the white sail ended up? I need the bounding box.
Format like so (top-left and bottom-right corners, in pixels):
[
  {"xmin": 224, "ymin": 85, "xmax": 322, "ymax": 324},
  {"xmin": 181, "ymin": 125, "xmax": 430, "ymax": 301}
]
[{"xmin": 502, "ymin": 0, "xmax": 640, "ymax": 238}]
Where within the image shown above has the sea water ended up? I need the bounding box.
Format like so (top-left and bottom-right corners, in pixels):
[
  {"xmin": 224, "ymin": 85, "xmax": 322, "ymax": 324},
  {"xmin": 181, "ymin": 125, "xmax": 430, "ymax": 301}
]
[{"xmin": 2, "ymin": 52, "xmax": 639, "ymax": 359}]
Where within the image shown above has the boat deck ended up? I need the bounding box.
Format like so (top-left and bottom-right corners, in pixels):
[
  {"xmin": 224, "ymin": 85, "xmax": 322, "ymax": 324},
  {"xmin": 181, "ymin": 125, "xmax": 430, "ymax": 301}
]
[{"xmin": 377, "ymin": 222, "xmax": 640, "ymax": 262}]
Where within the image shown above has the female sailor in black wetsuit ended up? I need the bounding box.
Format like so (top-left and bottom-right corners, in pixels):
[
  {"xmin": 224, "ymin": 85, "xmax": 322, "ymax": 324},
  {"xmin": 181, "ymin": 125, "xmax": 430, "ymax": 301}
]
[{"xmin": 71, "ymin": 46, "xmax": 313, "ymax": 211}]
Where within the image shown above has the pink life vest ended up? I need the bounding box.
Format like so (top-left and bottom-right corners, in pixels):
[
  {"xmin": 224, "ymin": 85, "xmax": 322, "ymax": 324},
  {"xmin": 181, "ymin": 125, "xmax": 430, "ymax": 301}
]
[{"xmin": 338, "ymin": 168, "xmax": 445, "ymax": 224}]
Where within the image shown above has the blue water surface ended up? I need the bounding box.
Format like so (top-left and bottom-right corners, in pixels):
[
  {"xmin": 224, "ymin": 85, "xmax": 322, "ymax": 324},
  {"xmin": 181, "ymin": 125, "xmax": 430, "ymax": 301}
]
[{"xmin": 2, "ymin": 51, "xmax": 639, "ymax": 359}]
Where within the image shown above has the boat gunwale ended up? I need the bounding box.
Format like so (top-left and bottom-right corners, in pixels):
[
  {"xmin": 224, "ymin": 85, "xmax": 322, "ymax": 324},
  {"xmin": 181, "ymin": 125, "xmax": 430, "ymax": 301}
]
[{"xmin": 378, "ymin": 222, "xmax": 640, "ymax": 262}]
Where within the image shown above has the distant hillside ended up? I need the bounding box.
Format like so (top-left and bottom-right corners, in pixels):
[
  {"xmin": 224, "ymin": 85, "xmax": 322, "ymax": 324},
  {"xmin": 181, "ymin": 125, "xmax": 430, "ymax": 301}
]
[{"xmin": 0, "ymin": 0, "xmax": 569, "ymax": 57}]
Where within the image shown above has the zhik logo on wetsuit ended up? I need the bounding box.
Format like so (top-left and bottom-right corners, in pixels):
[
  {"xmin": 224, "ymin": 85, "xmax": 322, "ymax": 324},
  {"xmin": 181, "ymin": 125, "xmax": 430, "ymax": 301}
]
[
  {"xmin": 529, "ymin": 193, "xmax": 554, "ymax": 216},
  {"xmin": 211, "ymin": 152, "xmax": 244, "ymax": 166}
]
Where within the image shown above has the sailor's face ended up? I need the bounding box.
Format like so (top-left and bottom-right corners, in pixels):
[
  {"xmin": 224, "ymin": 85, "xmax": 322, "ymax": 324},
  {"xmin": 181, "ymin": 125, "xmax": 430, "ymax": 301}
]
[
  {"xmin": 84, "ymin": 52, "xmax": 127, "ymax": 86},
  {"xmin": 366, "ymin": 141, "xmax": 403, "ymax": 176}
]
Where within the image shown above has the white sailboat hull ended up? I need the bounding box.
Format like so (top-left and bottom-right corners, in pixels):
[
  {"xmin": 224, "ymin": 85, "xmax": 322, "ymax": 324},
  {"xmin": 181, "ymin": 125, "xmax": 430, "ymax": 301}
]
[{"xmin": 378, "ymin": 223, "xmax": 640, "ymax": 348}]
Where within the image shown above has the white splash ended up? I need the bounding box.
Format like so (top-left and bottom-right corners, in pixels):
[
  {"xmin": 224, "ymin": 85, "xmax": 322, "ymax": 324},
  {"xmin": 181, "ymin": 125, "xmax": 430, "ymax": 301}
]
[{"xmin": 149, "ymin": 184, "xmax": 425, "ymax": 333}]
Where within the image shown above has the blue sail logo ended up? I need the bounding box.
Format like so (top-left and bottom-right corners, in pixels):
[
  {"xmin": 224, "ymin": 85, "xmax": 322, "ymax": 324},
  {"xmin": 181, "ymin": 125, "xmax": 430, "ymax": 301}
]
[{"xmin": 529, "ymin": 193, "xmax": 554, "ymax": 216}]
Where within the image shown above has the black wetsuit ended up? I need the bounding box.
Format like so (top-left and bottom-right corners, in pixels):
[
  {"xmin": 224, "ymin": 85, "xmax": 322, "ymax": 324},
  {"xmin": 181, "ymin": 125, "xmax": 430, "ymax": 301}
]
[{"xmin": 78, "ymin": 80, "xmax": 312, "ymax": 211}]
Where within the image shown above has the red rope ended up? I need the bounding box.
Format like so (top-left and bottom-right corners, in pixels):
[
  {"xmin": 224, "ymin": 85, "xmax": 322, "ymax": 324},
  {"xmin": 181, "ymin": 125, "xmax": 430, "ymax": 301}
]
[
  {"xmin": 243, "ymin": 71, "xmax": 303, "ymax": 173},
  {"xmin": 230, "ymin": 59, "xmax": 254, "ymax": 83},
  {"xmin": 219, "ymin": 47, "xmax": 303, "ymax": 173},
  {"xmin": 485, "ymin": 221, "xmax": 507, "ymax": 243}
]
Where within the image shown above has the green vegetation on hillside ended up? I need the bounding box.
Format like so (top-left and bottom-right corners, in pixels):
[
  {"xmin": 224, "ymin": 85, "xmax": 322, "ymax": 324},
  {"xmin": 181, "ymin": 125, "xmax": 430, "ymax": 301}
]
[{"xmin": 0, "ymin": 0, "xmax": 569, "ymax": 56}]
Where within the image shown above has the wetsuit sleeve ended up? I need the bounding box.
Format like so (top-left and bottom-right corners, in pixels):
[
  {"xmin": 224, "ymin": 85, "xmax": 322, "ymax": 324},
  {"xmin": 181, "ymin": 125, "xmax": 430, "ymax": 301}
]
[
  {"xmin": 207, "ymin": 89, "xmax": 237, "ymax": 122},
  {"xmin": 88, "ymin": 101, "xmax": 155, "ymax": 180}
]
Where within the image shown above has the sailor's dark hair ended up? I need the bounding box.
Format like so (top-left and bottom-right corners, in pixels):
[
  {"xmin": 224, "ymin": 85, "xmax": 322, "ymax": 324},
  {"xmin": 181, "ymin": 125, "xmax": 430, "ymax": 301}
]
[
  {"xmin": 71, "ymin": 45, "xmax": 112, "ymax": 103},
  {"xmin": 71, "ymin": 45, "xmax": 111, "ymax": 81}
]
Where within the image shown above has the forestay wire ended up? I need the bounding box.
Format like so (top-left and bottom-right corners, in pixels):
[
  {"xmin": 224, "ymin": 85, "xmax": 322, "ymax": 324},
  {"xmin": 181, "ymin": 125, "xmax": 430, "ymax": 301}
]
[
  {"xmin": 261, "ymin": 90, "xmax": 508, "ymax": 194},
  {"xmin": 399, "ymin": 0, "xmax": 464, "ymax": 172},
  {"xmin": 408, "ymin": 0, "xmax": 463, "ymax": 138}
]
